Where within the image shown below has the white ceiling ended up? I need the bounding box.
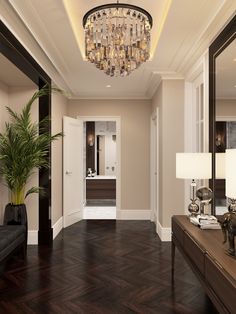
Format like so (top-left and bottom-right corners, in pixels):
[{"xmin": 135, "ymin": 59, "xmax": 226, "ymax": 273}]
[{"xmin": 4, "ymin": 0, "xmax": 236, "ymax": 99}]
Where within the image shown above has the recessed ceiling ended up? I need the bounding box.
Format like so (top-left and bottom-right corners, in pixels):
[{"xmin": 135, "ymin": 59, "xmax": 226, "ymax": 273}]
[{"xmin": 6, "ymin": 0, "xmax": 233, "ymax": 99}]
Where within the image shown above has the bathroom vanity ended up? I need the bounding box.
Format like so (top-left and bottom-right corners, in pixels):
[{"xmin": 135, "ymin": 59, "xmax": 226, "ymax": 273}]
[{"xmin": 86, "ymin": 176, "xmax": 116, "ymax": 200}]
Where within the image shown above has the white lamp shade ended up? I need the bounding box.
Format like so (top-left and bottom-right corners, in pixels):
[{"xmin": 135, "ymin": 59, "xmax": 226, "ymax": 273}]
[
  {"xmin": 176, "ymin": 153, "xmax": 212, "ymax": 179},
  {"xmin": 225, "ymin": 149, "xmax": 236, "ymax": 198},
  {"xmin": 216, "ymin": 153, "xmax": 225, "ymax": 179}
]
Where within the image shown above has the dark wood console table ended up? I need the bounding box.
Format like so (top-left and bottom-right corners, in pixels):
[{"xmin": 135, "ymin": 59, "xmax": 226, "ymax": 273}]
[{"xmin": 172, "ymin": 215, "xmax": 236, "ymax": 314}]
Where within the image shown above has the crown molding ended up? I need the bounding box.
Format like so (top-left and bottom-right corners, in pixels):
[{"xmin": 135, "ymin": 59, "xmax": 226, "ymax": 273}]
[
  {"xmin": 158, "ymin": 72, "xmax": 184, "ymax": 80},
  {"xmin": 69, "ymin": 94, "xmax": 151, "ymax": 100},
  {"xmin": 178, "ymin": 2, "xmax": 236, "ymax": 76},
  {"xmin": 145, "ymin": 72, "xmax": 162, "ymax": 99}
]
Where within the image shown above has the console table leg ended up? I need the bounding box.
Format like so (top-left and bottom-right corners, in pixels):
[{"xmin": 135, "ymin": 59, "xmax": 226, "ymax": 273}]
[{"xmin": 171, "ymin": 240, "xmax": 175, "ymax": 283}]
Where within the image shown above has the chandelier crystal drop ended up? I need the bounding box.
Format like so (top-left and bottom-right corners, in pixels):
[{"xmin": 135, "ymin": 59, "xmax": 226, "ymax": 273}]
[{"xmin": 83, "ymin": 2, "xmax": 153, "ymax": 77}]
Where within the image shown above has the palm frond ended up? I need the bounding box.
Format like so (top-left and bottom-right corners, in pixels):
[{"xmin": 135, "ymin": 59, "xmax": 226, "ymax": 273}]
[
  {"xmin": 25, "ymin": 187, "xmax": 45, "ymax": 199},
  {"xmin": 0, "ymin": 85, "xmax": 63, "ymax": 204}
]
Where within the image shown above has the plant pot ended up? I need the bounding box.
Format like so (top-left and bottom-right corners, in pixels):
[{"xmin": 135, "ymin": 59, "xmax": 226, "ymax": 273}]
[{"xmin": 3, "ymin": 203, "xmax": 28, "ymax": 245}]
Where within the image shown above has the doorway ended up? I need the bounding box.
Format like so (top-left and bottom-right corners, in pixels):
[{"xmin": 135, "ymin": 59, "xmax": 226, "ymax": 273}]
[{"xmin": 79, "ymin": 116, "xmax": 121, "ymax": 220}]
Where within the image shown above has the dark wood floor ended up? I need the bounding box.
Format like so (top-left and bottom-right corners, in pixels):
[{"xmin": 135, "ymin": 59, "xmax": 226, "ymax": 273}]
[{"xmin": 0, "ymin": 221, "xmax": 218, "ymax": 314}]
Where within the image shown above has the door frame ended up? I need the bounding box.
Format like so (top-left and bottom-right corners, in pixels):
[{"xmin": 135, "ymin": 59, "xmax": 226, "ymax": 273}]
[{"xmin": 77, "ymin": 116, "xmax": 121, "ymax": 216}]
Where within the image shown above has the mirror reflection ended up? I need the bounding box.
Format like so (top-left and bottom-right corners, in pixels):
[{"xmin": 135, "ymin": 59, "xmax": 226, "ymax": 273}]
[
  {"xmin": 85, "ymin": 121, "xmax": 117, "ymax": 207},
  {"xmin": 0, "ymin": 53, "xmax": 38, "ymax": 223},
  {"xmin": 215, "ymin": 39, "xmax": 236, "ymax": 214},
  {"xmin": 95, "ymin": 122, "xmax": 116, "ymax": 176}
]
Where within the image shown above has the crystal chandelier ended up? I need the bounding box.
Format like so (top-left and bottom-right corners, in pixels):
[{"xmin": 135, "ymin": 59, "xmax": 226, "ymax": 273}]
[{"xmin": 83, "ymin": 1, "xmax": 153, "ymax": 77}]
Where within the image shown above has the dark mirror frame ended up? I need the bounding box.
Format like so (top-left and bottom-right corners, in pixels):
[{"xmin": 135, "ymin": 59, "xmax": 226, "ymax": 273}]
[
  {"xmin": 0, "ymin": 21, "xmax": 53, "ymax": 245},
  {"xmin": 209, "ymin": 15, "xmax": 236, "ymax": 215}
]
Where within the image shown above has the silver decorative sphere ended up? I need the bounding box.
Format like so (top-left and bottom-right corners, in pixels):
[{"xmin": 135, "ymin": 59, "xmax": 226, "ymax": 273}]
[
  {"xmin": 196, "ymin": 186, "xmax": 213, "ymax": 204},
  {"xmin": 188, "ymin": 201, "xmax": 199, "ymax": 216}
]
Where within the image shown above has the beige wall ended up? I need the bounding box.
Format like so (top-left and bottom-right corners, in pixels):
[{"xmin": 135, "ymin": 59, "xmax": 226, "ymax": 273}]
[
  {"xmin": 51, "ymin": 93, "xmax": 68, "ymax": 225},
  {"xmin": 216, "ymin": 99, "xmax": 236, "ymax": 118},
  {"xmin": 68, "ymin": 99, "xmax": 151, "ymax": 210},
  {"xmin": 152, "ymin": 80, "xmax": 185, "ymax": 227}
]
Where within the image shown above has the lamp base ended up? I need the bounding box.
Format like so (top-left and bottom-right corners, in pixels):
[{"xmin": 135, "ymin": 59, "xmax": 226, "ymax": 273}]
[
  {"xmin": 228, "ymin": 198, "xmax": 236, "ymax": 213},
  {"xmin": 188, "ymin": 200, "xmax": 199, "ymax": 216}
]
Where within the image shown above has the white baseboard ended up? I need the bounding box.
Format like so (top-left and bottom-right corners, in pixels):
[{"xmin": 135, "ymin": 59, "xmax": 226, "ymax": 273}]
[
  {"xmin": 156, "ymin": 221, "xmax": 171, "ymax": 242},
  {"xmin": 27, "ymin": 217, "xmax": 63, "ymax": 245},
  {"xmin": 63, "ymin": 211, "xmax": 81, "ymax": 228},
  {"xmin": 117, "ymin": 209, "xmax": 151, "ymax": 220},
  {"xmin": 27, "ymin": 230, "xmax": 38, "ymax": 245},
  {"xmin": 84, "ymin": 207, "xmax": 116, "ymax": 219},
  {"xmin": 53, "ymin": 217, "xmax": 63, "ymax": 239}
]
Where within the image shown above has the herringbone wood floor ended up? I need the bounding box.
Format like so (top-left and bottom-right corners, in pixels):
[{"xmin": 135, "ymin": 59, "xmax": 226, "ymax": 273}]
[{"xmin": 0, "ymin": 220, "xmax": 218, "ymax": 314}]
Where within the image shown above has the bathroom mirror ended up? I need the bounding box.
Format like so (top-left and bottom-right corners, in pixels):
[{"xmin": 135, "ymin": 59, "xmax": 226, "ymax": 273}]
[
  {"xmin": 86, "ymin": 121, "xmax": 116, "ymax": 177},
  {"xmin": 96, "ymin": 121, "xmax": 116, "ymax": 176},
  {"xmin": 209, "ymin": 15, "xmax": 236, "ymax": 215}
]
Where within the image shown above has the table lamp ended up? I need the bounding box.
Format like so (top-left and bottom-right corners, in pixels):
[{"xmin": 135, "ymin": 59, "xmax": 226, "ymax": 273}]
[
  {"xmin": 225, "ymin": 149, "xmax": 236, "ymax": 212},
  {"xmin": 176, "ymin": 153, "xmax": 212, "ymax": 215}
]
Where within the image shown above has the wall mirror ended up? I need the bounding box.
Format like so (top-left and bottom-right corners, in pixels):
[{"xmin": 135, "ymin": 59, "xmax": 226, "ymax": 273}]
[
  {"xmin": 209, "ymin": 15, "xmax": 236, "ymax": 215},
  {"xmin": 0, "ymin": 21, "xmax": 52, "ymax": 245}
]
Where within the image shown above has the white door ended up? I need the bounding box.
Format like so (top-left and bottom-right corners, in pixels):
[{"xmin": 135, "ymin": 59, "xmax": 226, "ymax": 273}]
[{"xmin": 63, "ymin": 116, "xmax": 83, "ymax": 228}]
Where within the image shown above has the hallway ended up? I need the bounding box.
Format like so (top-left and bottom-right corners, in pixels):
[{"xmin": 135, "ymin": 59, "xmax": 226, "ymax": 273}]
[{"xmin": 0, "ymin": 221, "xmax": 217, "ymax": 313}]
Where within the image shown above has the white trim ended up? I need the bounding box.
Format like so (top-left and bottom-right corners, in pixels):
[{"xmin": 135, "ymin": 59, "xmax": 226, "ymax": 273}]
[
  {"xmin": 70, "ymin": 95, "xmax": 150, "ymax": 100},
  {"xmin": 84, "ymin": 207, "xmax": 116, "ymax": 220},
  {"xmin": 27, "ymin": 230, "xmax": 38, "ymax": 245},
  {"xmin": 160, "ymin": 73, "xmax": 184, "ymax": 80},
  {"xmin": 77, "ymin": 116, "xmax": 121, "ymax": 218},
  {"xmin": 52, "ymin": 217, "xmax": 63, "ymax": 239},
  {"xmin": 146, "ymin": 72, "xmax": 162, "ymax": 99},
  {"xmin": 117, "ymin": 209, "xmax": 151, "ymax": 220},
  {"xmin": 63, "ymin": 211, "xmax": 81, "ymax": 228},
  {"xmin": 156, "ymin": 221, "xmax": 171, "ymax": 242}
]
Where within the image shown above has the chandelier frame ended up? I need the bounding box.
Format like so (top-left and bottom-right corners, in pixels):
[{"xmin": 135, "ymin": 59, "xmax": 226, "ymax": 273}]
[{"xmin": 83, "ymin": 3, "xmax": 153, "ymax": 29}]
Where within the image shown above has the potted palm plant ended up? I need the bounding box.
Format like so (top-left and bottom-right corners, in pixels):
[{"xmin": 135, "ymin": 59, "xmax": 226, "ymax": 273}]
[{"xmin": 0, "ymin": 85, "xmax": 62, "ymax": 241}]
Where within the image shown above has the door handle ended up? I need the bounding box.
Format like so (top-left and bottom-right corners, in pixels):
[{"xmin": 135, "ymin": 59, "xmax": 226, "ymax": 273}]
[{"xmin": 66, "ymin": 171, "xmax": 72, "ymax": 175}]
